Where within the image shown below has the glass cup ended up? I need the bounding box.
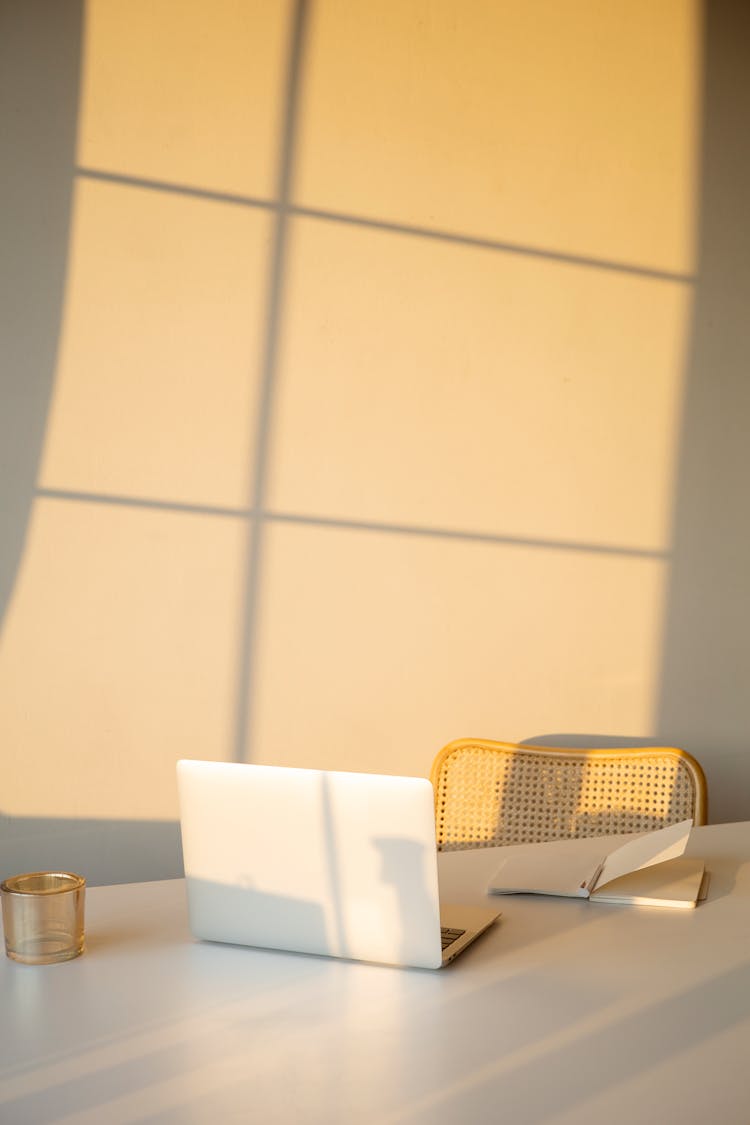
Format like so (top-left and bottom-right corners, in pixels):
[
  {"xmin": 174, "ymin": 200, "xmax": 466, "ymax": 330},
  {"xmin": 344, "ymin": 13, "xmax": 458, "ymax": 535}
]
[{"xmin": 1, "ymin": 872, "xmax": 86, "ymax": 964}]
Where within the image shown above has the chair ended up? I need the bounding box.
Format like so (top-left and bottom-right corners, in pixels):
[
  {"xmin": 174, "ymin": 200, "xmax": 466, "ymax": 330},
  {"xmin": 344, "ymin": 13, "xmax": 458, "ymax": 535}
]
[{"xmin": 430, "ymin": 737, "xmax": 708, "ymax": 850}]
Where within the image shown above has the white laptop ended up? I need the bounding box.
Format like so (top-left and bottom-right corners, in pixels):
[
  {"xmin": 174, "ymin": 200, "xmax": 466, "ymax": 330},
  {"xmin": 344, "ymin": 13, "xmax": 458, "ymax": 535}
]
[{"xmin": 177, "ymin": 760, "xmax": 500, "ymax": 969}]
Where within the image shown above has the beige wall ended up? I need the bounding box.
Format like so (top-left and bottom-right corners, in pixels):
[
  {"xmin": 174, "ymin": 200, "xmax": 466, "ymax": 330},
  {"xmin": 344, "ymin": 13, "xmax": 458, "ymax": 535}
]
[{"xmin": 2, "ymin": 0, "xmax": 749, "ymax": 883}]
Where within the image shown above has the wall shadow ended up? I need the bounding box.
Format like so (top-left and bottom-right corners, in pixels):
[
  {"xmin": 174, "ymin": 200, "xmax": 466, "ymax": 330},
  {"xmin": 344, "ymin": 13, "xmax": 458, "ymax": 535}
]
[
  {"xmin": 233, "ymin": 0, "xmax": 309, "ymax": 764},
  {"xmin": 0, "ymin": 813, "xmax": 183, "ymax": 887},
  {"xmin": 654, "ymin": 0, "xmax": 750, "ymax": 826},
  {"xmin": 0, "ymin": 0, "xmax": 82, "ymax": 626}
]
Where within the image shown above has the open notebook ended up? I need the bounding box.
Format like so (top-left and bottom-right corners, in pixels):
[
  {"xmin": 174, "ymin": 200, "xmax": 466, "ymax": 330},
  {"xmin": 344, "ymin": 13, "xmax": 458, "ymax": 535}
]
[{"xmin": 488, "ymin": 820, "xmax": 708, "ymax": 908}]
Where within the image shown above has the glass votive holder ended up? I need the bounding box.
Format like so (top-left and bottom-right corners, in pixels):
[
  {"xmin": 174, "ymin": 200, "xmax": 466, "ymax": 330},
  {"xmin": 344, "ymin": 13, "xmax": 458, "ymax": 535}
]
[{"xmin": 1, "ymin": 872, "xmax": 86, "ymax": 965}]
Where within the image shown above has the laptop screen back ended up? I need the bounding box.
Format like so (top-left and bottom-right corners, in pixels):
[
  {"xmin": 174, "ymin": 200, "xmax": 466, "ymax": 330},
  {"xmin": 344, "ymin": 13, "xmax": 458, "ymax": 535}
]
[{"xmin": 177, "ymin": 760, "xmax": 444, "ymax": 968}]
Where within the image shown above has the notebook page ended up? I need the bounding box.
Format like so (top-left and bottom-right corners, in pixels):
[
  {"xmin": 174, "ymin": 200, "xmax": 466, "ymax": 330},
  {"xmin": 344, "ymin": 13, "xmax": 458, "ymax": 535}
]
[
  {"xmin": 595, "ymin": 820, "xmax": 692, "ymax": 890},
  {"xmin": 488, "ymin": 847, "xmax": 599, "ymax": 897}
]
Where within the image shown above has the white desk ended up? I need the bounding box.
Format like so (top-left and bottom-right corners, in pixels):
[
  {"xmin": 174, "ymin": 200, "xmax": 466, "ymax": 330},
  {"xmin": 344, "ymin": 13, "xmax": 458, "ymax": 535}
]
[{"xmin": 2, "ymin": 822, "xmax": 748, "ymax": 1124}]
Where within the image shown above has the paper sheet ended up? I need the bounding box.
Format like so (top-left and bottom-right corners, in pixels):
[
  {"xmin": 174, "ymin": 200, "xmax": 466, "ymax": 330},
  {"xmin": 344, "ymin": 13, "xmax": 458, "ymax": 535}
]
[{"xmin": 595, "ymin": 819, "xmax": 692, "ymax": 889}]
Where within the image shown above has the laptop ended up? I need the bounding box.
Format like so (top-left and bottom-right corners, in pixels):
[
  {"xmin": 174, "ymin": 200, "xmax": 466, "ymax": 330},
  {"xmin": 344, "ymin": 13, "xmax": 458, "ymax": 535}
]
[{"xmin": 177, "ymin": 759, "xmax": 500, "ymax": 969}]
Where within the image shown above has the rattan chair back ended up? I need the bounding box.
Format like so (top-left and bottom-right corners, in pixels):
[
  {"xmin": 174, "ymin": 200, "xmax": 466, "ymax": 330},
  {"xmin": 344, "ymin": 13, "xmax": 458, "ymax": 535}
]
[{"xmin": 430, "ymin": 738, "xmax": 708, "ymax": 851}]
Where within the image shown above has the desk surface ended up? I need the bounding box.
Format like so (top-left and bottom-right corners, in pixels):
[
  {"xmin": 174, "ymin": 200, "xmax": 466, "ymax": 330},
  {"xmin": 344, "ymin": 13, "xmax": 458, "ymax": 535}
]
[{"xmin": 2, "ymin": 822, "xmax": 749, "ymax": 1125}]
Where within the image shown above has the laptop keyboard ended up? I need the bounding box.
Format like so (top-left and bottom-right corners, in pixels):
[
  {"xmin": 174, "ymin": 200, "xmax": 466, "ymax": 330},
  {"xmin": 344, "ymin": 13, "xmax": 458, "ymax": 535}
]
[{"xmin": 440, "ymin": 927, "xmax": 466, "ymax": 951}]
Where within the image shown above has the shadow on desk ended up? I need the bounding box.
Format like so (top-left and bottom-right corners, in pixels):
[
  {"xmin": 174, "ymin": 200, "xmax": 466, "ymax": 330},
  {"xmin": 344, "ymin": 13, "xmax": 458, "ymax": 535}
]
[{"xmin": 405, "ymin": 960, "xmax": 750, "ymax": 1124}]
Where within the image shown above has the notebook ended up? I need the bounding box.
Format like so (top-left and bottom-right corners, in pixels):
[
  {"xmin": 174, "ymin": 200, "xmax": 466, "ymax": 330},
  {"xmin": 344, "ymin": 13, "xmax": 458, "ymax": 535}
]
[
  {"xmin": 177, "ymin": 760, "xmax": 500, "ymax": 968},
  {"xmin": 487, "ymin": 820, "xmax": 708, "ymax": 909}
]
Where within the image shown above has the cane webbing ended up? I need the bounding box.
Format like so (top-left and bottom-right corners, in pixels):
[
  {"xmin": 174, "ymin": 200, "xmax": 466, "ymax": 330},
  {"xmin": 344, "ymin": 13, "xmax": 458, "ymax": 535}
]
[{"xmin": 430, "ymin": 739, "xmax": 707, "ymax": 851}]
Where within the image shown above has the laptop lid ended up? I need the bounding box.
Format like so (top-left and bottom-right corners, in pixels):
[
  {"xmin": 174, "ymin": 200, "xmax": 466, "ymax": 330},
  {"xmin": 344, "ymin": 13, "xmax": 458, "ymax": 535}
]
[{"xmin": 177, "ymin": 759, "xmax": 447, "ymax": 968}]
